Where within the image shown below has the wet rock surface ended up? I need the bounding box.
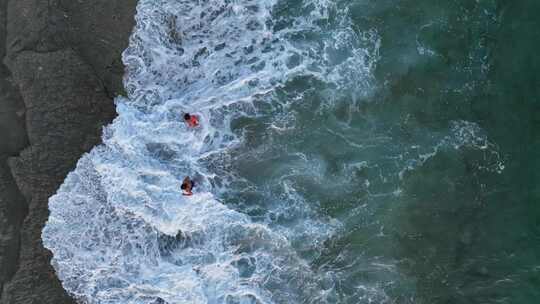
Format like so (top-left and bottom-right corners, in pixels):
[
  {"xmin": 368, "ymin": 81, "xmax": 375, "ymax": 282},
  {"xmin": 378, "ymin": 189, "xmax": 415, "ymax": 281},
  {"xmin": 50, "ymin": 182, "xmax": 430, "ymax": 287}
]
[{"xmin": 0, "ymin": 0, "xmax": 137, "ymax": 303}]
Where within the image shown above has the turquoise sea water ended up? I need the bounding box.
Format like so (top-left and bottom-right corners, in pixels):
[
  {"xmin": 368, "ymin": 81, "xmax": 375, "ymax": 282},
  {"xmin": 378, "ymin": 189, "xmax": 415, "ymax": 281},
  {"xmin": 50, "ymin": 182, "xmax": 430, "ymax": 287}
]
[
  {"xmin": 43, "ymin": 1, "xmax": 539, "ymax": 303},
  {"xmin": 225, "ymin": 1, "xmax": 540, "ymax": 302}
]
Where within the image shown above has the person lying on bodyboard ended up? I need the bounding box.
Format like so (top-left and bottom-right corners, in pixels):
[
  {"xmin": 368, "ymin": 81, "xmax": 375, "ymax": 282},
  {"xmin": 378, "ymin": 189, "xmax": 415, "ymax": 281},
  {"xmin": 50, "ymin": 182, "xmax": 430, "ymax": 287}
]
[
  {"xmin": 181, "ymin": 176, "xmax": 195, "ymax": 196},
  {"xmin": 184, "ymin": 113, "xmax": 199, "ymax": 128}
]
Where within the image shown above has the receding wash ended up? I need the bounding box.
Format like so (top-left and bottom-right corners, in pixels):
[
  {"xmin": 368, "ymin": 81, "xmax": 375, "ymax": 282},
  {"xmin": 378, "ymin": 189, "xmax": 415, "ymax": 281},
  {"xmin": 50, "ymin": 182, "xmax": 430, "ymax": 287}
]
[{"xmin": 42, "ymin": 1, "xmax": 540, "ymax": 304}]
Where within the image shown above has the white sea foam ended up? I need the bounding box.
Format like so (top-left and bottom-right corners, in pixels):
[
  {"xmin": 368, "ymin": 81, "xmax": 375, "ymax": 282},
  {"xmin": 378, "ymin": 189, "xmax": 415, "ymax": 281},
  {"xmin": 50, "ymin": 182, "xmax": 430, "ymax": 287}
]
[
  {"xmin": 398, "ymin": 120, "xmax": 505, "ymax": 181},
  {"xmin": 43, "ymin": 0, "xmax": 381, "ymax": 303}
]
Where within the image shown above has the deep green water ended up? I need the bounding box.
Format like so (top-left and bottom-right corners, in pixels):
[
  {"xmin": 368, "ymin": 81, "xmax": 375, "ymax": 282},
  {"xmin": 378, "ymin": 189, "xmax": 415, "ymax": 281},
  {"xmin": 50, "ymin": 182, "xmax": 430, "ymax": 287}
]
[{"xmin": 221, "ymin": 1, "xmax": 540, "ymax": 303}]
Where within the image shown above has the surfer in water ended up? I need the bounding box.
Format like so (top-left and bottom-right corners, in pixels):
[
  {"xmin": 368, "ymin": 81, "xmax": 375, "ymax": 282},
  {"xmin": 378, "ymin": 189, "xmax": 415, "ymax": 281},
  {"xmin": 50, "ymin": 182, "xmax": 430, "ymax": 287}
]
[
  {"xmin": 184, "ymin": 113, "xmax": 199, "ymax": 127},
  {"xmin": 181, "ymin": 176, "xmax": 195, "ymax": 196}
]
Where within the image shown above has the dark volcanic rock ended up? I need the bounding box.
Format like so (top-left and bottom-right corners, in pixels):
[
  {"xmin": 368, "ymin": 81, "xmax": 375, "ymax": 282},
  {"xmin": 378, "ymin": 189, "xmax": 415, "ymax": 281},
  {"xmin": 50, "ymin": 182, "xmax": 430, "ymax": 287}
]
[
  {"xmin": 0, "ymin": 0, "xmax": 30, "ymax": 300},
  {"xmin": 0, "ymin": 162, "xmax": 27, "ymax": 301},
  {"xmin": 0, "ymin": 0, "xmax": 137, "ymax": 303},
  {"xmin": 6, "ymin": 50, "xmax": 115, "ymax": 147},
  {"xmin": 60, "ymin": 0, "xmax": 138, "ymax": 97}
]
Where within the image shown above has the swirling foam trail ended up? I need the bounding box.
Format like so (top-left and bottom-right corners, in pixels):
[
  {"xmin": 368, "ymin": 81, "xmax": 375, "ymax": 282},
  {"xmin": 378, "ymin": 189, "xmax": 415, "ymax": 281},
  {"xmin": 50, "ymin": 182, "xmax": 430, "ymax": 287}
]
[{"xmin": 42, "ymin": 0, "xmax": 380, "ymax": 303}]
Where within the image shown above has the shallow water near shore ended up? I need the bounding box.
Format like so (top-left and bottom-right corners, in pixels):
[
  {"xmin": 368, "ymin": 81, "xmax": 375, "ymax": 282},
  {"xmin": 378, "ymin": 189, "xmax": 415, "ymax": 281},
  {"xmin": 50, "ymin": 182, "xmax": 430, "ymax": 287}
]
[{"xmin": 43, "ymin": 0, "xmax": 539, "ymax": 303}]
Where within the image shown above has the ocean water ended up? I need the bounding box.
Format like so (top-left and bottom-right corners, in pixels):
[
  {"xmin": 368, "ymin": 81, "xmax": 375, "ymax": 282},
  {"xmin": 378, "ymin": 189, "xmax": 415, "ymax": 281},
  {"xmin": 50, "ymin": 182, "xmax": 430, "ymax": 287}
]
[{"xmin": 42, "ymin": 1, "xmax": 539, "ymax": 304}]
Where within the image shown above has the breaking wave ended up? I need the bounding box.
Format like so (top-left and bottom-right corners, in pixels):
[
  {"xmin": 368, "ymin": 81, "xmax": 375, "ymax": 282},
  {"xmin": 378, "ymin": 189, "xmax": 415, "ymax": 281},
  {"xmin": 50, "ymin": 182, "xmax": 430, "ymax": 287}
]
[{"xmin": 42, "ymin": 0, "xmax": 381, "ymax": 303}]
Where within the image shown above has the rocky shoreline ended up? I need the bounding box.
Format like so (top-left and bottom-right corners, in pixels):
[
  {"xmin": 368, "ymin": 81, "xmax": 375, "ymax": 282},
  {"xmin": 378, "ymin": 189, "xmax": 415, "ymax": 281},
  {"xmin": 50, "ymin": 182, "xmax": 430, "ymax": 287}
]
[{"xmin": 0, "ymin": 1, "xmax": 137, "ymax": 303}]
